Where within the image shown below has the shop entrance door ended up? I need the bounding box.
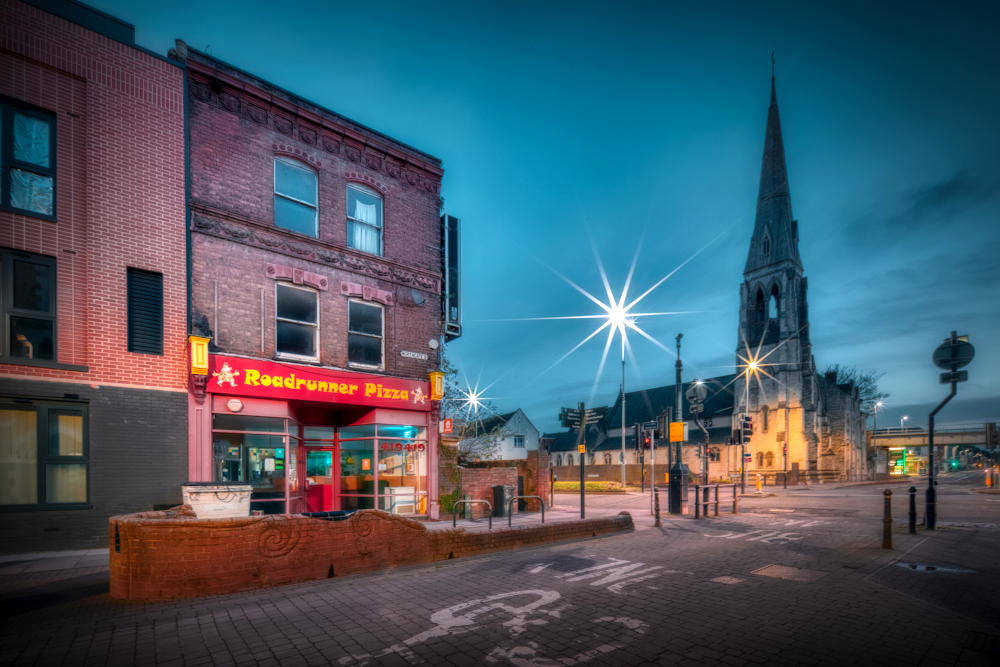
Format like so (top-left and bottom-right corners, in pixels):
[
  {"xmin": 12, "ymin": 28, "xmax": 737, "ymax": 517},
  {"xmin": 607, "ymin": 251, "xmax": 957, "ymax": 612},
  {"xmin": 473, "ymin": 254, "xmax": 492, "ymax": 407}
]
[{"xmin": 305, "ymin": 449, "xmax": 337, "ymax": 512}]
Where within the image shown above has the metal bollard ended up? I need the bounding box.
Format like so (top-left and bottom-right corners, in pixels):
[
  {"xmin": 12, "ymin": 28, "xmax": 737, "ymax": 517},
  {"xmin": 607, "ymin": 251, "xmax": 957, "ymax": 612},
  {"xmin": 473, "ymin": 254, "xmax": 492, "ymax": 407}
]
[
  {"xmin": 882, "ymin": 489, "xmax": 893, "ymax": 549},
  {"xmin": 694, "ymin": 484, "xmax": 701, "ymax": 519},
  {"xmin": 908, "ymin": 486, "xmax": 917, "ymax": 534},
  {"xmin": 654, "ymin": 485, "xmax": 661, "ymax": 527}
]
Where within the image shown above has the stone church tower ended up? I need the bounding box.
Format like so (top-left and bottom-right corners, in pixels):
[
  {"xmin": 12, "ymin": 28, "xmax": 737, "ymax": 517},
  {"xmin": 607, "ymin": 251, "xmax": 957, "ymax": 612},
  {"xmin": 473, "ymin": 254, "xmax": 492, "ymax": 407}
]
[{"xmin": 736, "ymin": 74, "xmax": 867, "ymax": 482}]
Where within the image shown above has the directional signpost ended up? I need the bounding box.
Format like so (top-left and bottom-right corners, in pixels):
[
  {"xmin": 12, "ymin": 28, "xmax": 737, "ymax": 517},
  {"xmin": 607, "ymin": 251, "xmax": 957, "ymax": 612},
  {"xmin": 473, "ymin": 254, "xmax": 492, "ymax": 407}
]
[
  {"xmin": 926, "ymin": 332, "xmax": 974, "ymax": 530},
  {"xmin": 559, "ymin": 404, "xmax": 606, "ymax": 519}
]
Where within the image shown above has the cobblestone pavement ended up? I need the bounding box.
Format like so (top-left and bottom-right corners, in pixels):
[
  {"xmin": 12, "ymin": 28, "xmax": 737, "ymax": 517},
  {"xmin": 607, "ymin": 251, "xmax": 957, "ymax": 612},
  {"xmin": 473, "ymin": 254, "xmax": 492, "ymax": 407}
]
[{"xmin": 2, "ymin": 474, "xmax": 999, "ymax": 667}]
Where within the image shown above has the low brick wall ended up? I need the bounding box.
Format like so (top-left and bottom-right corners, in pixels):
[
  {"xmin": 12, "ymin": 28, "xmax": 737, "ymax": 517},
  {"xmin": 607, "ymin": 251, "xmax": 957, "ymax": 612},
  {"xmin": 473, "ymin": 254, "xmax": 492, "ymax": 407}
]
[
  {"xmin": 460, "ymin": 467, "xmax": 517, "ymax": 518},
  {"xmin": 109, "ymin": 506, "xmax": 634, "ymax": 601}
]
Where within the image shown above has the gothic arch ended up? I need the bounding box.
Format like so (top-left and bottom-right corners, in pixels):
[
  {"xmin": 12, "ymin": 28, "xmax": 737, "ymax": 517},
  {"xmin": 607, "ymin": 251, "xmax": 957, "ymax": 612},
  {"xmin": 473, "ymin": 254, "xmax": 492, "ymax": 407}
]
[
  {"xmin": 765, "ymin": 451, "xmax": 774, "ymax": 468},
  {"xmin": 768, "ymin": 282, "xmax": 780, "ymax": 320},
  {"xmin": 757, "ymin": 452, "xmax": 765, "ymax": 467},
  {"xmin": 567, "ymin": 454, "xmax": 574, "ymax": 466},
  {"xmin": 555, "ymin": 454, "xmax": 563, "ymax": 466}
]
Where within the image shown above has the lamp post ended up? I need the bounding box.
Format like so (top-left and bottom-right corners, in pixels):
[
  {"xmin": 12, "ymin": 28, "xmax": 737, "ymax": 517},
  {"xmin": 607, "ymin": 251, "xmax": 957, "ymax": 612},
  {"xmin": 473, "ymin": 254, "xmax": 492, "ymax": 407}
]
[{"xmin": 871, "ymin": 401, "xmax": 883, "ymax": 480}]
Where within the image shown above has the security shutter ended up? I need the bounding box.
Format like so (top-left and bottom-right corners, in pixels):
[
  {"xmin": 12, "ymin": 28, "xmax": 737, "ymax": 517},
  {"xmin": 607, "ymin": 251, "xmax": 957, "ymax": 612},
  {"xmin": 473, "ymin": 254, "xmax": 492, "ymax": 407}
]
[{"xmin": 127, "ymin": 268, "xmax": 163, "ymax": 354}]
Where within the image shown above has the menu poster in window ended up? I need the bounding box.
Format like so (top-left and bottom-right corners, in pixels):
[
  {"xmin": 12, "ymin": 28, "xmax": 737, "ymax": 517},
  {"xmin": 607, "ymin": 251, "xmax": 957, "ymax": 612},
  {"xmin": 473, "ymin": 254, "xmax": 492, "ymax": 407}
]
[
  {"xmin": 362, "ymin": 458, "xmax": 371, "ymax": 471},
  {"xmin": 288, "ymin": 446, "xmax": 297, "ymax": 493},
  {"xmin": 405, "ymin": 453, "xmax": 415, "ymax": 474},
  {"xmin": 264, "ymin": 458, "xmax": 275, "ymax": 472}
]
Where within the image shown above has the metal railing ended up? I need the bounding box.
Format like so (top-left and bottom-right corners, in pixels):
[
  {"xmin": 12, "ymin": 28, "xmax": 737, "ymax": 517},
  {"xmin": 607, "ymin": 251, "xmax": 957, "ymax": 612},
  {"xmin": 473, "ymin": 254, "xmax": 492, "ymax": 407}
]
[
  {"xmin": 507, "ymin": 496, "xmax": 545, "ymax": 527},
  {"xmin": 452, "ymin": 499, "xmax": 492, "ymax": 529},
  {"xmin": 693, "ymin": 483, "xmax": 738, "ymax": 519}
]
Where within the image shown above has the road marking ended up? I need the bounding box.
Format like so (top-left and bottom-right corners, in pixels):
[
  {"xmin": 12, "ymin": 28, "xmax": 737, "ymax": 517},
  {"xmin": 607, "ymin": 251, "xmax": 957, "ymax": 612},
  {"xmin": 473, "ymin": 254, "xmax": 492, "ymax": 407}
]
[
  {"xmin": 338, "ymin": 589, "xmax": 649, "ymax": 665},
  {"xmin": 702, "ymin": 529, "xmax": 804, "ymax": 544},
  {"xmin": 711, "ymin": 576, "xmax": 744, "ymax": 584}
]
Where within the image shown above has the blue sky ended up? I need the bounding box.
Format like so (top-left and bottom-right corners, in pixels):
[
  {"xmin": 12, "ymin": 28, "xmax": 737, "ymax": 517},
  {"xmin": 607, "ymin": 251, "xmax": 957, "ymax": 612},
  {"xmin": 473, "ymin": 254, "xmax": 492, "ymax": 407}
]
[{"xmin": 95, "ymin": 0, "xmax": 1000, "ymax": 433}]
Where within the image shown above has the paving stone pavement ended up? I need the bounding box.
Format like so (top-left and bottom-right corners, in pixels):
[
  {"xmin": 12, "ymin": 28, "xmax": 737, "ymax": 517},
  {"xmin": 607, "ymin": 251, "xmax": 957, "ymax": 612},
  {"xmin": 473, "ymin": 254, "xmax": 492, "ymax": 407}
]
[{"xmin": 2, "ymin": 502, "xmax": 999, "ymax": 667}]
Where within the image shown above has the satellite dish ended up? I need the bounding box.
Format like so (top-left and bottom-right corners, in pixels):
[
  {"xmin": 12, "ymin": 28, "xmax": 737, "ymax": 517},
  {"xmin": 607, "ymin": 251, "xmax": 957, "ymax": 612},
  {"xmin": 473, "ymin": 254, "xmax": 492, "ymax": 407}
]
[{"xmin": 428, "ymin": 339, "xmax": 439, "ymax": 350}]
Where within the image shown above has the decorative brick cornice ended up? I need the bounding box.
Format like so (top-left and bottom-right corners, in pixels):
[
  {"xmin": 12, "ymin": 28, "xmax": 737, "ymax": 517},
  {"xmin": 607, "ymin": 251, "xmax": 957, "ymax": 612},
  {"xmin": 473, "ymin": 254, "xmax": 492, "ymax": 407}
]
[
  {"xmin": 190, "ymin": 204, "xmax": 440, "ymax": 294},
  {"xmin": 188, "ymin": 66, "xmax": 442, "ymax": 195}
]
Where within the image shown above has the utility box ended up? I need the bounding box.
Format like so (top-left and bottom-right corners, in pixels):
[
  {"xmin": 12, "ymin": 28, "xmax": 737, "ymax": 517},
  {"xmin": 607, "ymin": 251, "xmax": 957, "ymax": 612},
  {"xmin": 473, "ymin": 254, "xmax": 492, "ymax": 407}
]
[
  {"xmin": 492, "ymin": 484, "xmax": 514, "ymax": 517},
  {"xmin": 182, "ymin": 482, "xmax": 252, "ymax": 519}
]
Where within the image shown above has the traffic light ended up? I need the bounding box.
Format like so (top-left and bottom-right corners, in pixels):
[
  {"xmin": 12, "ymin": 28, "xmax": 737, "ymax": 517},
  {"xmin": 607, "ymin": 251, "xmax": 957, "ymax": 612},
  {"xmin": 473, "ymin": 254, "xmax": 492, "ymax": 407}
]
[
  {"xmin": 643, "ymin": 432, "xmax": 652, "ymax": 449},
  {"xmin": 633, "ymin": 424, "xmax": 641, "ymax": 450},
  {"xmin": 740, "ymin": 414, "xmax": 754, "ymax": 442}
]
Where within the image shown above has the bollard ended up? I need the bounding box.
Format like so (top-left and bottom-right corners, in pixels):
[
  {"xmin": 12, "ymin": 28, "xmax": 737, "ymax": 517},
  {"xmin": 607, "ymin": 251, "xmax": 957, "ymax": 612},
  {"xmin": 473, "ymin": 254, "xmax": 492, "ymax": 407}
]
[
  {"xmin": 654, "ymin": 485, "xmax": 661, "ymax": 527},
  {"xmin": 908, "ymin": 486, "xmax": 917, "ymax": 534},
  {"xmin": 756, "ymin": 474, "xmax": 762, "ymax": 493},
  {"xmin": 694, "ymin": 484, "xmax": 701, "ymax": 519},
  {"xmin": 882, "ymin": 489, "xmax": 893, "ymax": 549}
]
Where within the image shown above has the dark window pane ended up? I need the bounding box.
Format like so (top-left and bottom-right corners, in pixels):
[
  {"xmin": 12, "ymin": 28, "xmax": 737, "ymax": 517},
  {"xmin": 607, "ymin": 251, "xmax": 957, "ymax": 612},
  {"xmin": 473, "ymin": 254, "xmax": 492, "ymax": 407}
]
[
  {"xmin": 348, "ymin": 301, "xmax": 382, "ymax": 335},
  {"xmin": 13, "ymin": 112, "xmax": 50, "ymax": 167},
  {"xmin": 10, "ymin": 168, "xmax": 54, "ymax": 216},
  {"xmin": 275, "ymin": 160, "xmax": 317, "ymax": 205},
  {"xmin": 212, "ymin": 414, "xmax": 286, "ymax": 432},
  {"xmin": 276, "ymin": 284, "xmax": 317, "ymax": 323},
  {"xmin": 274, "ymin": 196, "xmax": 316, "ymax": 236},
  {"xmin": 277, "ymin": 321, "xmax": 316, "ymax": 357},
  {"xmin": 347, "ymin": 186, "xmax": 382, "ymax": 227},
  {"xmin": 11, "ymin": 317, "xmax": 54, "ymax": 360},
  {"xmin": 349, "ymin": 333, "xmax": 381, "ymax": 366},
  {"xmin": 127, "ymin": 269, "xmax": 163, "ymax": 355},
  {"xmin": 45, "ymin": 463, "xmax": 86, "ymax": 503},
  {"xmin": 13, "ymin": 261, "xmax": 50, "ymax": 311}
]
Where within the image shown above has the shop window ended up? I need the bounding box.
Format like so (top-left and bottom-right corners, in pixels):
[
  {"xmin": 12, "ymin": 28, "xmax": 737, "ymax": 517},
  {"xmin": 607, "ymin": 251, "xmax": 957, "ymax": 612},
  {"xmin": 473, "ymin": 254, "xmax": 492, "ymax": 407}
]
[
  {"xmin": 274, "ymin": 157, "xmax": 317, "ymax": 237},
  {"xmin": 348, "ymin": 300, "xmax": 383, "ymax": 369},
  {"xmin": 332, "ymin": 424, "xmax": 427, "ymax": 515},
  {"xmin": 1, "ymin": 100, "xmax": 56, "ymax": 220},
  {"xmin": 1, "ymin": 248, "xmax": 57, "ymax": 363},
  {"xmin": 127, "ymin": 268, "xmax": 163, "ymax": 355},
  {"xmin": 211, "ymin": 413, "xmax": 295, "ymax": 515},
  {"xmin": 0, "ymin": 400, "xmax": 87, "ymax": 508},
  {"xmin": 347, "ymin": 184, "xmax": 383, "ymax": 255},
  {"xmin": 513, "ymin": 436, "xmax": 524, "ymax": 448},
  {"xmin": 276, "ymin": 283, "xmax": 319, "ymax": 360}
]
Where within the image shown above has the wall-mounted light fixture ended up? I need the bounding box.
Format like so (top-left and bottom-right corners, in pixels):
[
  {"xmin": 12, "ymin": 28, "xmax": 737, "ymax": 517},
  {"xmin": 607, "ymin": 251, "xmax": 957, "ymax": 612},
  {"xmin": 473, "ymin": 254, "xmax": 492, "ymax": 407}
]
[
  {"xmin": 429, "ymin": 371, "xmax": 445, "ymax": 400},
  {"xmin": 189, "ymin": 335, "xmax": 211, "ymax": 375}
]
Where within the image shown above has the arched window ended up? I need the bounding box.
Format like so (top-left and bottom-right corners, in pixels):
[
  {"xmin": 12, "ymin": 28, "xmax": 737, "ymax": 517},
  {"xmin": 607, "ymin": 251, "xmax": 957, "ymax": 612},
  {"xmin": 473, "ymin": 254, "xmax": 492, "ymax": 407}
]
[
  {"xmin": 555, "ymin": 455, "xmax": 562, "ymax": 466},
  {"xmin": 757, "ymin": 452, "xmax": 764, "ymax": 467},
  {"xmin": 603, "ymin": 453, "xmax": 612, "ymax": 465},
  {"xmin": 347, "ymin": 183, "xmax": 383, "ymax": 256},
  {"xmin": 769, "ymin": 284, "xmax": 780, "ymax": 319},
  {"xmin": 762, "ymin": 236, "xmax": 770, "ymax": 256},
  {"xmin": 765, "ymin": 451, "xmax": 775, "ymax": 468},
  {"xmin": 754, "ymin": 288, "xmax": 766, "ymax": 324},
  {"xmin": 761, "ymin": 405, "xmax": 769, "ymax": 432},
  {"xmin": 274, "ymin": 157, "xmax": 318, "ymax": 237},
  {"xmin": 567, "ymin": 454, "xmax": 574, "ymax": 466}
]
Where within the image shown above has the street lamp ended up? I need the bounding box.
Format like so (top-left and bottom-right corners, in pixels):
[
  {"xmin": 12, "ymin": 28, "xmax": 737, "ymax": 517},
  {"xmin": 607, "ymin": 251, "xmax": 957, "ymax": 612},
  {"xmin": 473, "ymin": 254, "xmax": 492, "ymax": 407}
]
[
  {"xmin": 871, "ymin": 401, "xmax": 883, "ymax": 481},
  {"xmin": 901, "ymin": 415, "xmax": 909, "ymax": 431}
]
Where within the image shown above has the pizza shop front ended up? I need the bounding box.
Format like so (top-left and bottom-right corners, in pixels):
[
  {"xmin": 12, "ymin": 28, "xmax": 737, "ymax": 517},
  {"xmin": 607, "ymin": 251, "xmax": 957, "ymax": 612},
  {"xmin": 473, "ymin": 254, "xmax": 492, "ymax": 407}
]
[{"xmin": 189, "ymin": 354, "xmax": 438, "ymax": 518}]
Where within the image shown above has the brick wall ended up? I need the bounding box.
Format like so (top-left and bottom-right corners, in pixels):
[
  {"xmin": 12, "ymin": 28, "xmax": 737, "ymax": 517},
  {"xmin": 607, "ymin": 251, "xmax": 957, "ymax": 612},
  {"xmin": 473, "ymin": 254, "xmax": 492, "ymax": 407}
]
[
  {"xmin": 0, "ymin": 377, "xmax": 188, "ymax": 555},
  {"xmin": 0, "ymin": 0, "xmax": 187, "ymax": 390},
  {"xmin": 109, "ymin": 507, "xmax": 635, "ymax": 600},
  {"xmin": 185, "ymin": 51, "xmax": 444, "ymax": 379},
  {"xmin": 459, "ymin": 467, "xmax": 517, "ymax": 518}
]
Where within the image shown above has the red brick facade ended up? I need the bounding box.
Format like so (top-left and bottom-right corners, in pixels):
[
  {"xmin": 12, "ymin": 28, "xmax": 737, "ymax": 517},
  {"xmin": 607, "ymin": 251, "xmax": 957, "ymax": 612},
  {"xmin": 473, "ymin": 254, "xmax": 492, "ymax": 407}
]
[
  {"xmin": 109, "ymin": 507, "xmax": 635, "ymax": 600},
  {"xmin": 0, "ymin": 0, "xmax": 186, "ymax": 388},
  {"xmin": 182, "ymin": 48, "xmax": 447, "ymax": 514},
  {"xmin": 0, "ymin": 0, "xmax": 188, "ymax": 553}
]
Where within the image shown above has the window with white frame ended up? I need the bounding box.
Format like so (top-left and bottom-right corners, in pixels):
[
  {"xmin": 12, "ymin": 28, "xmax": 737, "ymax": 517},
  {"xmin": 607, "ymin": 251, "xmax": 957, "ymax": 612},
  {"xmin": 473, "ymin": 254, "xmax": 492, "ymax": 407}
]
[
  {"xmin": 513, "ymin": 436, "xmax": 524, "ymax": 448},
  {"xmin": 274, "ymin": 157, "xmax": 318, "ymax": 237},
  {"xmin": 1, "ymin": 99, "xmax": 56, "ymax": 220},
  {"xmin": 275, "ymin": 283, "xmax": 318, "ymax": 360},
  {"xmin": 348, "ymin": 300, "xmax": 383, "ymax": 368},
  {"xmin": 347, "ymin": 184, "xmax": 383, "ymax": 255}
]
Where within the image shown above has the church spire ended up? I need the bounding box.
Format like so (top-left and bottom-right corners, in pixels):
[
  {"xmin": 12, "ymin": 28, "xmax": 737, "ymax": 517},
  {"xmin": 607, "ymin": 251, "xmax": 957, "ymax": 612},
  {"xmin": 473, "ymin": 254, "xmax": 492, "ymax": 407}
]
[{"xmin": 745, "ymin": 65, "xmax": 800, "ymax": 275}]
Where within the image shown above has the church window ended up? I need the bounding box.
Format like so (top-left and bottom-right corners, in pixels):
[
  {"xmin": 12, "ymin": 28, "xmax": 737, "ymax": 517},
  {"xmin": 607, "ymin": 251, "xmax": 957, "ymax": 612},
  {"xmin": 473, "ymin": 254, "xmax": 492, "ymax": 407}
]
[
  {"xmin": 555, "ymin": 455, "xmax": 562, "ymax": 466},
  {"xmin": 567, "ymin": 454, "xmax": 574, "ymax": 466},
  {"xmin": 763, "ymin": 237, "xmax": 770, "ymax": 256},
  {"xmin": 769, "ymin": 284, "xmax": 780, "ymax": 319},
  {"xmin": 762, "ymin": 405, "xmax": 769, "ymax": 432},
  {"xmin": 765, "ymin": 451, "xmax": 774, "ymax": 468},
  {"xmin": 757, "ymin": 452, "xmax": 764, "ymax": 467}
]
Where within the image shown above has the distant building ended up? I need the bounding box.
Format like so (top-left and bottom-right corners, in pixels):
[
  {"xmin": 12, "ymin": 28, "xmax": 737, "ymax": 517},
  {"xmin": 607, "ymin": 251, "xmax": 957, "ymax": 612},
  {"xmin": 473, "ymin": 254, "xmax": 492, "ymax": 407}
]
[
  {"xmin": 460, "ymin": 409, "xmax": 539, "ymax": 461},
  {"xmin": 0, "ymin": 0, "xmax": 187, "ymax": 553},
  {"xmin": 547, "ymin": 73, "xmax": 867, "ymax": 484},
  {"xmin": 176, "ymin": 44, "xmax": 452, "ymax": 518}
]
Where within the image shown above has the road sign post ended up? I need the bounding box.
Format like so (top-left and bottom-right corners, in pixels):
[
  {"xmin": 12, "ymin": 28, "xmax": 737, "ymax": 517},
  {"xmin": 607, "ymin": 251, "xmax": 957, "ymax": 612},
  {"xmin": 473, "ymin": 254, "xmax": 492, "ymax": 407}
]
[{"xmin": 926, "ymin": 332, "xmax": 974, "ymax": 530}]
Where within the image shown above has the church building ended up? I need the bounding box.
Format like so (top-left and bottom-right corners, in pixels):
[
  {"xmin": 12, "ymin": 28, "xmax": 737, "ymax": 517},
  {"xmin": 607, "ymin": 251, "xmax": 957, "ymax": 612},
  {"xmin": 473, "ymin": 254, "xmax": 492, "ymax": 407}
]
[{"xmin": 546, "ymin": 73, "xmax": 867, "ymax": 484}]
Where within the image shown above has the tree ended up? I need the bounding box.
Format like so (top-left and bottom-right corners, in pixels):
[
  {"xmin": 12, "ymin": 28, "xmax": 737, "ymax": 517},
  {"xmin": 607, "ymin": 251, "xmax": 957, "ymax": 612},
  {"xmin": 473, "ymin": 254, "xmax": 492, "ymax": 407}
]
[
  {"xmin": 823, "ymin": 363, "xmax": 890, "ymax": 416},
  {"xmin": 439, "ymin": 348, "xmax": 512, "ymax": 465}
]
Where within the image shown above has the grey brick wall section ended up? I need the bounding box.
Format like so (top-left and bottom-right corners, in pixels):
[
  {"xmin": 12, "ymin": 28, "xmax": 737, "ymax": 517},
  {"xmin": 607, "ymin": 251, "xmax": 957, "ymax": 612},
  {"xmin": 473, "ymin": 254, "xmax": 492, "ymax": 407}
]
[{"xmin": 0, "ymin": 378, "xmax": 188, "ymax": 555}]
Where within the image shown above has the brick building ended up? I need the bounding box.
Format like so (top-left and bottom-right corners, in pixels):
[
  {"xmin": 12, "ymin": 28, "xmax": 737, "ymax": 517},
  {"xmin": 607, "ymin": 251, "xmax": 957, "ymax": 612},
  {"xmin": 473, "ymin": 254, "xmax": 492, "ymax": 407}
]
[
  {"xmin": 0, "ymin": 0, "xmax": 187, "ymax": 553},
  {"xmin": 177, "ymin": 45, "xmax": 451, "ymax": 518}
]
